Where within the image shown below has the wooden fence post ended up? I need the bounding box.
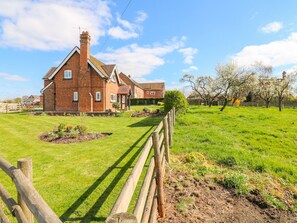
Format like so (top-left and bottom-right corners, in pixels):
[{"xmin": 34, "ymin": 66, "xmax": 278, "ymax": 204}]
[
  {"xmin": 152, "ymin": 131, "xmax": 165, "ymax": 218},
  {"xmin": 167, "ymin": 112, "xmax": 172, "ymax": 147},
  {"xmin": 162, "ymin": 117, "xmax": 170, "ymax": 163},
  {"xmin": 17, "ymin": 158, "xmax": 34, "ymax": 223},
  {"xmin": 172, "ymin": 107, "xmax": 176, "ymax": 125}
]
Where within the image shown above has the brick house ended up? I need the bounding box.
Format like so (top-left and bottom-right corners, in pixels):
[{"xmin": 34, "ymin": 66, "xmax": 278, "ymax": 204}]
[
  {"xmin": 119, "ymin": 73, "xmax": 165, "ymax": 99},
  {"xmin": 41, "ymin": 31, "xmax": 130, "ymax": 112}
]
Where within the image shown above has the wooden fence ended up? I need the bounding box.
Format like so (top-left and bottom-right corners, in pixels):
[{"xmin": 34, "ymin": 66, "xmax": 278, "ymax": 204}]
[
  {"xmin": 0, "ymin": 157, "xmax": 62, "ymax": 223},
  {"xmin": 106, "ymin": 107, "xmax": 176, "ymax": 223}
]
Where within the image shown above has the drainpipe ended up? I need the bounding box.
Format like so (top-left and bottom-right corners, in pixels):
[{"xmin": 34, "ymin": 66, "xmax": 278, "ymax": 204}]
[{"xmin": 89, "ymin": 92, "xmax": 93, "ymax": 112}]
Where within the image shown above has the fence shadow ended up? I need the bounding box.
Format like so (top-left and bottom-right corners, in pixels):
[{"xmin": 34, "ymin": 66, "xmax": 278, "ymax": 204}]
[
  {"xmin": 128, "ymin": 116, "xmax": 162, "ymax": 128},
  {"xmin": 60, "ymin": 125, "xmax": 155, "ymax": 222}
]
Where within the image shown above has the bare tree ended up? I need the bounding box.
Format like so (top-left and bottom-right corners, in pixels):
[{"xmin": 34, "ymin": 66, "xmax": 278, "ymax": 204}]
[
  {"xmin": 181, "ymin": 74, "xmax": 222, "ymax": 107},
  {"xmin": 216, "ymin": 61, "xmax": 254, "ymax": 111}
]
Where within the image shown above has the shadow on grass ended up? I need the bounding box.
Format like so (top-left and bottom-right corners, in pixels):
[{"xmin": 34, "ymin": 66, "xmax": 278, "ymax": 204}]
[
  {"xmin": 128, "ymin": 116, "xmax": 162, "ymax": 127},
  {"xmin": 60, "ymin": 125, "xmax": 155, "ymax": 222}
]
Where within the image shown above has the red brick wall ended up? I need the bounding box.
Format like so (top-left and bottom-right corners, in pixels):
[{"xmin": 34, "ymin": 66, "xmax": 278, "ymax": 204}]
[
  {"xmin": 105, "ymin": 72, "xmax": 120, "ymax": 110},
  {"xmin": 90, "ymin": 66, "xmax": 105, "ymax": 112},
  {"xmin": 144, "ymin": 89, "xmax": 164, "ymax": 98},
  {"xmin": 134, "ymin": 86, "xmax": 144, "ymax": 98},
  {"xmin": 54, "ymin": 52, "xmax": 80, "ymax": 112},
  {"xmin": 43, "ymin": 80, "xmax": 55, "ymax": 111}
]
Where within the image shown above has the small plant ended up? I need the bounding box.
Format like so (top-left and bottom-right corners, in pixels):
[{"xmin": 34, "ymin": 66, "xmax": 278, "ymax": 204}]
[
  {"xmin": 217, "ymin": 173, "xmax": 248, "ymax": 195},
  {"xmin": 143, "ymin": 107, "xmax": 151, "ymax": 113},
  {"xmin": 176, "ymin": 197, "xmax": 195, "ymax": 213},
  {"xmin": 218, "ymin": 156, "xmax": 237, "ymax": 167},
  {"xmin": 112, "ymin": 102, "xmax": 120, "ymax": 112},
  {"xmin": 74, "ymin": 125, "xmax": 87, "ymax": 134},
  {"xmin": 157, "ymin": 101, "xmax": 164, "ymax": 106}
]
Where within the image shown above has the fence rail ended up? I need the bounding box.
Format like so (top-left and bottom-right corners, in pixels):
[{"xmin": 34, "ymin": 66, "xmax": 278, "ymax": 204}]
[
  {"xmin": 106, "ymin": 107, "xmax": 176, "ymax": 223},
  {"xmin": 0, "ymin": 157, "xmax": 62, "ymax": 223}
]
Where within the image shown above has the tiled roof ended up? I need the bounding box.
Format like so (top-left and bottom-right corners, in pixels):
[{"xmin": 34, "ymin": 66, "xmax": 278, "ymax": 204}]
[
  {"xmin": 89, "ymin": 56, "xmax": 109, "ymax": 78},
  {"xmin": 119, "ymin": 72, "xmax": 142, "ymax": 88},
  {"xmin": 102, "ymin": 64, "xmax": 116, "ymax": 77},
  {"xmin": 138, "ymin": 82, "xmax": 165, "ymax": 90},
  {"xmin": 43, "ymin": 67, "xmax": 57, "ymax": 79},
  {"xmin": 117, "ymin": 85, "xmax": 131, "ymax": 95}
]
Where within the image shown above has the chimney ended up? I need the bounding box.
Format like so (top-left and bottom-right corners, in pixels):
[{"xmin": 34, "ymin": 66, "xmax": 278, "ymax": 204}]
[
  {"xmin": 282, "ymin": 71, "xmax": 286, "ymax": 80},
  {"xmin": 80, "ymin": 31, "xmax": 91, "ymax": 72}
]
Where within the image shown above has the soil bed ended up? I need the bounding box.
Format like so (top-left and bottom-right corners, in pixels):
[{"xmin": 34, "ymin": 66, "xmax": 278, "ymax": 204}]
[
  {"xmin": 159, "ymin": 169, "xmax": 297, "ymax": 223},
  {"xmin": 39, "ymin": 132, "xmax": 111, "ymax": 144}
]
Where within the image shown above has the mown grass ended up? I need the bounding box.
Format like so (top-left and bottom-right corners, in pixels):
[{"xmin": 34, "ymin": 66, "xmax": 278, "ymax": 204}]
[
  {"xmin": 0, "ymin": 108, "xmax": 162, "ymax": 222},
  {"xmin": 172, "ymin": 105, "xmax": 297, "ymax": 209}
]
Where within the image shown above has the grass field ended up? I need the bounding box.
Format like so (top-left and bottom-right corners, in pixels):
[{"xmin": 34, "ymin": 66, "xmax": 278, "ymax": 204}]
[
  {"xmin": 172, "ymin": 105, "xmax": 297, "ymax": 209},
  {"xmin": 0, "ymin": 107, "xmax": 162, "ymax": 222}
]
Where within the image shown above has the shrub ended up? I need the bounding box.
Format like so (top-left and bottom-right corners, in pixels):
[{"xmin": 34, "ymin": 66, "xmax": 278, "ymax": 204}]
[
  {"xmin": 157, "ymin": 101, "xmax": 164, "ymax": 106},
  {"xmin": 164, "ymin": 90, "xmax": 188, "ymax": 113},
  {"xmin": 112, "ymin": 102, "xmax": 120, "ymax": 111}
]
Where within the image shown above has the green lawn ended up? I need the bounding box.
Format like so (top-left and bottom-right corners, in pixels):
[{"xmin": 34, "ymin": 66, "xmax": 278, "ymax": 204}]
[
  {"xmin": 0, "ymin": 110, "xmax": 162, "ymax": 222},
  {"xmin": 172, "ymin": 105, "xmax": 297, "ymax": 209}
]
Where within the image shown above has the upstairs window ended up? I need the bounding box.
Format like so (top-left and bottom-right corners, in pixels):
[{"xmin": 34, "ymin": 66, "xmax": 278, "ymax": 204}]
[
  {"xmin": 150, "ymin": 91, "xmax": 156, "ymax": 96},
  {"xmin": 64, "ymin": 70, "xmax": 72, "ymax": 79},
  {"xmin": 73, "ymin": 92, "xmax": 78, "ymax": 101},
  {"xmin": 95, "ymin": 92, "xmax": 101, "ymax": 101},
  {"xmin": 110, "ymin": 94, "xmax": 116, "ymax": 102}
]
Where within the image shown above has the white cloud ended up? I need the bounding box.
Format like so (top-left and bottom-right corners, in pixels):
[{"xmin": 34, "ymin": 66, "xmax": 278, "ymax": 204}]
[
  {"xmin": 108, "ymin": 11, "xmax": 147, "ymax": 40},
  {"xmin": 0, "ymin": 72, "xmax": 27, "ymax": 81},
  {"xmin": 233, "ymin": 32, "xmax": 297, "ymax": 67},
  {"xmin": 136, "ymin": 11, "xmax": 148, "ymax": 23},
  {"xmin": 261, "ymin": 21, "xmax": 283, "ymax": 33},
  {"xmin": 95, "ymin": 37, "xmax": 186, "ymax": 78},
  {"xmin": 178, "ymin": 47, "xmax": 198, "ymax": 64},
  {"xmin": 182, "ymin": 66, "xmax": 198, "ymax": 73},
  {"xmin": 0, "ymin": 0, "xmax": 111, "ymax": 50}
]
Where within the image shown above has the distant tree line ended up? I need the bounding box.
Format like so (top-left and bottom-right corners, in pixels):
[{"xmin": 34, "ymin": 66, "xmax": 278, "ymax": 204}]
[{"xmin": 181, "ymin": 61, "xmax": 297, "ymax": 112}]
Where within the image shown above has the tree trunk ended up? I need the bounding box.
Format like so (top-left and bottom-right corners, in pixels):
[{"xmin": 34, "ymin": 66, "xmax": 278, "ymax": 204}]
[
  {"xmin": 220, "ymin": 99, "xmax": 228, "ymax": 111},
  {"xmin": 279, "ymin": 97, "xmax": 282, "ymax": 112},
  {"xmin": 265, "ymin": 100, "xmax": 270, "ymax": 108}
]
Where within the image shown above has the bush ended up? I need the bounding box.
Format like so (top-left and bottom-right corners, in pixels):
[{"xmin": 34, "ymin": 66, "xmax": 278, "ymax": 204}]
[
  {"xmin": 112, "ymin": 102, "xmax": 120, "ymax": 111},
  {"xmin": 164, "ymin": 90, "xmax": 188, "ymax": 113},
  {"xmin": 157, "ymin": 101, "xmax": 164, "ymax": 106}
]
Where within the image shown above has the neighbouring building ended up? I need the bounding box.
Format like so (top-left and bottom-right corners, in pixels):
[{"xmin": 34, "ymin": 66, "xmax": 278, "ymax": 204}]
[
  {"xmin": 41, "ymin": 31, "xmax": 131, "ymax": 112},
  {"xmin": 22, "ymin": 95, "xmax": 41, "ymax": 105},
  {"xmin": 119, "ymin": 73, "xmax": 165, "ymax": 99}
]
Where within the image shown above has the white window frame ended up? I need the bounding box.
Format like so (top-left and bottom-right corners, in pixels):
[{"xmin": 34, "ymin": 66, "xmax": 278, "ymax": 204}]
[
  {"xmin": 110, "ymin": 93, "xmax": 116, "ymax": 102},
  {"xmin": 95, "ymin": 92, "xmax": 101, "ymax": 101},
  {"xmin": 64, "ymin": 70, "xmax": 72, "ymax": 79},
  {"xmin": 73, "ymin": 92, "xmax": 78, "ymax": 101},
  {"xmin": 150, "ymin": 91, "xmax": 156, "ymax": 96}
]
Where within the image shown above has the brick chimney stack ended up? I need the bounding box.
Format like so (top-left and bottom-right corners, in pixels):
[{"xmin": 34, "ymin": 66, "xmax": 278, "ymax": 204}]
[
  {"xmin": 78, "ymin": 31, "xmax": 91, "ymax": 112},
  {"xmin": 80, "ymin": 31, "xmax": 91, "ymax": 73}
]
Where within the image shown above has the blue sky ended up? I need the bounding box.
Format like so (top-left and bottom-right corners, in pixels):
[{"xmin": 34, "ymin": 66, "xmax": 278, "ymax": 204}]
[{"xmin": 1, "ymin": 0, "xmax": 297, "ymax": 99}]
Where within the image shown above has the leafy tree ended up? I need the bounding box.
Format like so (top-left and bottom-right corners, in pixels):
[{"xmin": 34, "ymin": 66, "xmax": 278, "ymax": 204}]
[
  {"xmin": 180, "ymin": 74, "xmax": 222, "ymax": 107},
  {"xmin": 164, "ymin": 90, "xmax": 188, "ymax": 113},
  {"xmin": 252, "ymin": 62, "xmax": 275, "ymax": 108}
]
